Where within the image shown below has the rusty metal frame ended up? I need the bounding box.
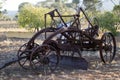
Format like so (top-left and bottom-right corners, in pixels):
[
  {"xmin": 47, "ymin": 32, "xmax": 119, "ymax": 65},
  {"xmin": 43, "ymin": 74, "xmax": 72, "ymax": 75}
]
[{"xmin": 16, "ymin": 7, "xmax": 116, "ymax": 71}]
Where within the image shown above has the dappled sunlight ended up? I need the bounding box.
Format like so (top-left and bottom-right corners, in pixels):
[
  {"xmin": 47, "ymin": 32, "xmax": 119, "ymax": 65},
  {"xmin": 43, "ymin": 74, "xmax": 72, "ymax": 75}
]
[
  {"xmin": 0, "ymin": 37, "xmax": 119, "ymax": 79},
  {"xmin": 0, "ymin": 0, "xmax": 120, "ymax": 80}
]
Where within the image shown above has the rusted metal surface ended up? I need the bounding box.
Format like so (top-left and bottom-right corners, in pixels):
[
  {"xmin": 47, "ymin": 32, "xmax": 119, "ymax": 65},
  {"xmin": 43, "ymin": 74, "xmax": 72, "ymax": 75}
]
[
  {"xmin": 16, "ymin": 7, "xmax": 116, "ymax": 72},
  {"xmin": 1, "ymin": 7, "xmax": 116, "ymax": 73}
]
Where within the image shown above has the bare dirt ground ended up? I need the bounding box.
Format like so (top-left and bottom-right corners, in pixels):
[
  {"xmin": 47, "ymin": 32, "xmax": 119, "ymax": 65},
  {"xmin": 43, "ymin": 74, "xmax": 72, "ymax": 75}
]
[{"xmin": 0, "ymin": 36, "xmax": 120, "ymax": 80}]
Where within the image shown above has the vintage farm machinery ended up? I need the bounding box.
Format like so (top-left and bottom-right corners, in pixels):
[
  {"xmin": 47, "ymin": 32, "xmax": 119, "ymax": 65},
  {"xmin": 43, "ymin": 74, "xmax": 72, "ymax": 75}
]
[{"xmin": 7, "ymin": 7, "xmax": 116, "ymax": 72}]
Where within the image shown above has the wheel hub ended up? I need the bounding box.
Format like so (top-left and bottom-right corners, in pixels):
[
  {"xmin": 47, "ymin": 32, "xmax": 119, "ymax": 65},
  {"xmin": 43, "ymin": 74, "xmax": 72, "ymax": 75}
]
[
  {"xmin": 40, "ymin": 57, "xmax": 49, "ymax": 65},
  {"xmin": 104, "ymin": 44, "xmax": 112, "ymax": 51}
]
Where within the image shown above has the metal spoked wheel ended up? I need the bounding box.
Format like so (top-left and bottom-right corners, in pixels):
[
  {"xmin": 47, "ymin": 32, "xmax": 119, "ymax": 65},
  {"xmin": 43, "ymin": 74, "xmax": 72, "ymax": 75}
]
[
  {"xmin": 17, "ymin": 43, "xmax": 39, "ymax": 69},
  {"xmin": 30, "ymin": 45, "xmax": 59, "ymax": 73},
  {"xmin": 100, "ymin": 32, "xmax": 116, "ymax": 64},
  {"xmin": 18, "ymin": 50, "xmax": 31, "ymax": 69},
  {"xmin": 17, "ymin": 43, "xmax": 28, "ymax": 54}
]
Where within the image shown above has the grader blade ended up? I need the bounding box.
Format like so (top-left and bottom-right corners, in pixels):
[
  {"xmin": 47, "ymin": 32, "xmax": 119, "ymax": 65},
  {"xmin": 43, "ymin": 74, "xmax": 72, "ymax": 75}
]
[{"xmin": 59, "ymin": 56, "xmax": 88, "ymax": 70}]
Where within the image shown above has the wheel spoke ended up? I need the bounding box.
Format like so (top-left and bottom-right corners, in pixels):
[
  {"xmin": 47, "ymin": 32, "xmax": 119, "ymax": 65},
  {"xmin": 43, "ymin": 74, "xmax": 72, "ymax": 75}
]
[
  {"xmin": 17, "ymin": 43, "xmax": 39, "ymax": 70},
  {"xmin": 21, "ymin": 58, "xmax": 28, "ymax": 66},
  {"xmin": 100, "ymin": 33, "xmax": 116, "ymax": 64},
  {"xmin": 30, "ymin": 45, "xmax": 59, "ymax": 73}
]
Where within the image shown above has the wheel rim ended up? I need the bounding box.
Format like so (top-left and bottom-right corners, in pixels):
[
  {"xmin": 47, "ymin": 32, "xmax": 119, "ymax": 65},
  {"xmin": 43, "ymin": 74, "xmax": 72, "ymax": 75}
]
[
  {"xmin": 18, "ymin": 51, "xmax": 31, "ymax": 69},
  {"xmin": 17, "ymin": 43, "xmax": 28, "ymax": 69},
  {"xmin": 17, "ymin": 43, "xmax": 27, "ymax": 55},
  {"xmin": 100, "ymin": 33, "xmax": 116, "ymax": 63},
  {"xmin": 30, "ymin": 45, "xmax": 59, "ymax": 73},
  {"xmin": 17, "ymin": 43, "xmax": 39, "ymax": 69}
]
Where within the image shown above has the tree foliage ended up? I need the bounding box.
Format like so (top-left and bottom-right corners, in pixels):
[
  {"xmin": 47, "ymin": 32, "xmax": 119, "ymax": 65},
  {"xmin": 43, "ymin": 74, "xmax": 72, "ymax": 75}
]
[
  {"xmin": 113, "ymin": 5, "xmax": 120, "ymax": 34},
  {"xmin": 18, "ymin": 4, "xmax": 52, "ymax": 31},
  {"xmin": 113, "ymin": 5, "xmax": 120, "ymax": 16},
  {"xmin": 0, "ymin": 0, "xmax": 8, "ymax": 20},
  {"xmin": 18, "ymin": 2, "xmax": 32, "ymax": 12},
  {"xmin": 83, "ymin": 0, "xmax": 102, "ymax": 11},
  {"xmin": 18, "ymin": 0, "xmax": 119, "ymax": 35},
  {"xmin": 97, "ymin": 12, "xmax": 119, "ymax": 36},
  {"xmin": 0, "ymin": 3, "xmax": 2, "ymax": 18},
  {"xmin": 72, "ymin": 0, "xmax": 79, "ymax": 4}
]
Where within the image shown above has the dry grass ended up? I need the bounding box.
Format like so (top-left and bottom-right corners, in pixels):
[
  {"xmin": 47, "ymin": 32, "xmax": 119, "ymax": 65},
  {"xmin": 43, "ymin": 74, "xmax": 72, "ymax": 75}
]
[
  {"xmin": 0, "ymin": 21, "xmax": 17, "ymax": 24},
  {"xmin": 0, "ymin": 36, "xmax": 119, "ymax": 80},
  {"xmin": 0, "ymin": 21, "xmax": 29, "ymax": 32},
  {"xmin": 0, "ymin": 23, "xmax": 119, "ymax": 79},
  {"xmin": 0, "ymin": 28, "xmax": 29, "ymax": 32}
]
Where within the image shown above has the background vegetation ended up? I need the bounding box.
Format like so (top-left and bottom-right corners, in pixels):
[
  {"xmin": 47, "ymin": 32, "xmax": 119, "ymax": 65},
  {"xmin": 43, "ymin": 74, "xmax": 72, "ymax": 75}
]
[{"xmin": 0, "ymin": 0, "xmax": 120, "ymax": 35}]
